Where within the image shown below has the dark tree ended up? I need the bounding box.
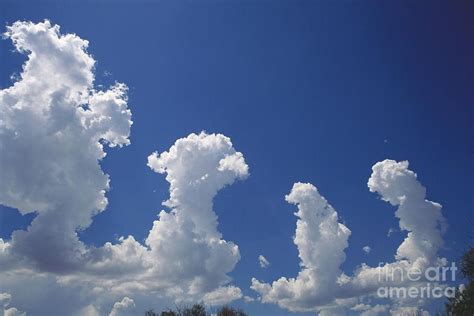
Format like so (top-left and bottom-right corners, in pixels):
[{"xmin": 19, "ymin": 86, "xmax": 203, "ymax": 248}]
[
  {"xmin": 461, "ymin": 247, "xmax": 474, "ymax": 280},
  {"xmin": 145, "ymin": 310, "xmax": 158, "ymax": 316},
  {"xmin": 446, "ymin": 247, "xmax": 474, "ymax": 315},
  {"xmin": 183, "ymin": 304, "xmax": 207, "ymax": 316},
  {"xmin": 145, "ymin": 303, "xmax": 247, "ymax": 316},
  {"xmin": 216, "ymin": 306, "xmax": 247, "ymax": 316}
]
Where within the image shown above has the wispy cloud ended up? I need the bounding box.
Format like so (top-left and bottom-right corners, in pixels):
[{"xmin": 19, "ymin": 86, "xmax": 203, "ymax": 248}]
[{"xmin": 258, "ymin": 255, "xmax": 270, "ymax": 268}]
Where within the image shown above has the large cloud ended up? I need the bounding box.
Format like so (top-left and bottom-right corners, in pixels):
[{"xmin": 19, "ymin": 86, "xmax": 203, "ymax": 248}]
[
  {"xmin": 252, "ymin": 160, "xmax": 447, "ymax": 315},
  {"xmin": 145, "ymin": 132, "xmax": 248, "ymax": 299},
  {"xmin": 57, "ymin": 133, "xmax": 248, "ymax": 306},
  {"xmin": 368, "ymin": 160, "xmax": 446, "ymax": 263},
  {"xmin": 0, "ymin": 21, "xmax": 247, "ymax": 314},
  {"xmin": 0, "ymin": 20, "xmax": 132, "ymax": 273},
  {"xmin": 251, "ymin": 182, "xmax": 351, "ymax": 311}
]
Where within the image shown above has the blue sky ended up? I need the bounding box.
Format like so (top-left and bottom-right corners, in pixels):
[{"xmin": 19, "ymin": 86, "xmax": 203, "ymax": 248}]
[{"xmin": 0, "ymin": 1, "xmax": 472, "ymax": 315}]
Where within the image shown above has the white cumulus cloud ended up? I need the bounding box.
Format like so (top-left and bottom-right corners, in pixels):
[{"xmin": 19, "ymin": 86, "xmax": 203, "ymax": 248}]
[
  {"xmin": 143, "ymin": 132, "xmax": 248, "ymax": 300},
  {"xmin": 252, "ymin": 160, "xmax": 447, "ymax": 315},
  {"xmin": 251, "ymin": 182, "xmax": 351, "ymax": 312},
  {"xmin": 0, "ymin": 20, "xmax": 132, "ymax": 273},
  {"xmin": 109, "ymin": 297, "xmax": 135, "ymax": 316},
  {"xmin": 0, "ymin": 21, "xmax": 248, "ymax": 314},
  {"xmin": 50, "ymin": 132, "xmax": 249, "ymax": 309},
  {"xmin": 368, "ymin": 160, "xmax": 446, "ymax": 263}
]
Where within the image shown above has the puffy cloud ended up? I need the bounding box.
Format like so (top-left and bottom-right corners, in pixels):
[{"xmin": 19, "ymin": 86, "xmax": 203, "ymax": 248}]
[
  {"xmin": 202, "ymin": 286, "xmax": 243, "ymax": 306},
  {"xmin": 4, "ymin": 307, "xmax": 26, "ymax": 316},
  {"xmin": 0, "ymin": 21, "xmax": 247, "ymax": 314},
  {"xmin": 252, "ymin": 183, "xmax": 351, "ymax": 312},
  {"xmin": 389, "ymin": 306, "xmax": 429, "ymax": 316},
  {"xmin": 258, "ymin": 255, "xmax": 270, "ymax": 269},
  {"xmin": 252, "ymin": 160, "xmax": 447, "ymax": 314},
  {"xmin": 0, "ymin": 292, "xmax": 14, "ymax": 316},
  {"xmin": 335, "ymin": 160, "xmax": 447, "ymax": 313},
  {"xmin": 145, "ymin": 132, "xmax": 248, "ymax": 299},
  {"xmin": 0, "ymin": 20, "xmax": 132, "ymax": 273},
  {"xmin": 368, "ymin": 160, "xmax": 446, "ymax": 263},
  {"xmin": 147, "ymin": 132, "xmax": 248, "ymax": 239},
  {"xmin": 50, "ymin": 132, "xmax": 249, "ymax": 307},
  {"xmin": 109, "ymin": 297, "xmax": 135, "ymax": 316},
  {"xmin": 0, "ymin": 293, "xmax": 25, "ymax": 316},
  {"xmin": 0, "ymin": 293, "xmax": 12, "ymax": 307},
  {"xmin": 351, "ymin": 304, "xmax": 389, "ymax": 316},
  {"xmin": 363, "ymin": 246, "xmax": 371, "ymax": 254}
]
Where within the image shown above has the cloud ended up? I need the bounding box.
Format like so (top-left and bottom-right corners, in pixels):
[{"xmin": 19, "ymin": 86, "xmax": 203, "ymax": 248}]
[
  {"xmin": 387, "ymin": 228, "xmax": 397, "ymax": 237},
  {"xmin": 0, "ymin": 21, "xmax": 248, "ymax": 314},
  {"xmin": 363, "ymin": 246, "xmax": 371, "ymax": 254},
  {"xmin": 0, "ymin": 293, "xmax": 12, "ymax": 307},
  {"xmin": 4, "ymin": 307, "xmax": 25, "ymax": 316},
  {"xmin": 0, "ymin": 293, "xmax": 25, "ymax": 316},
  {"xmin": 78, "ymin": 305, "xmax": 101, "ymax": 316},
  {"xmin": 202, "ymin": 286, "xmax": 243, "ymax": 306},
  {"xmin": 48, "ymin": 132, "xmax": 249, "ymax": 309},
  {"xmin": 258, "ymin": 255, "xmax": 270, "ymax": 269},
  {"xmin": 147, "ymin": 132, "xmax": 248, "ymax": 240},
  {"xmin": 252, "ymin": 160, "xmax": 447, "ymax": 314},
  {"xmin": 0, "ymin": 20, "xmax": 132, "ymax": 273},
  {"xmin": 389, "ymin": 306, "xmax": 429, "ymax": 316},
  {"xmin": 368, "ymin": 160, "xmax": 446, "ymax": 263},
  {"xmin": 351, "ymin": 303, "xmax": 388, "ymax": 316},
  {"xmin": 251, "ymin": 182, "xmax": 351, "ymax": 312},
  {"xmin": 143, "ymin": 132, "xmax": 248, "ymax": 300},
  {"xmin": 318, "ymin": 306, "xmax": 347, "ymax": 316},
  {"xmin": 109, "ymin": 297, "xmax": 135, "ymax": 316}
]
